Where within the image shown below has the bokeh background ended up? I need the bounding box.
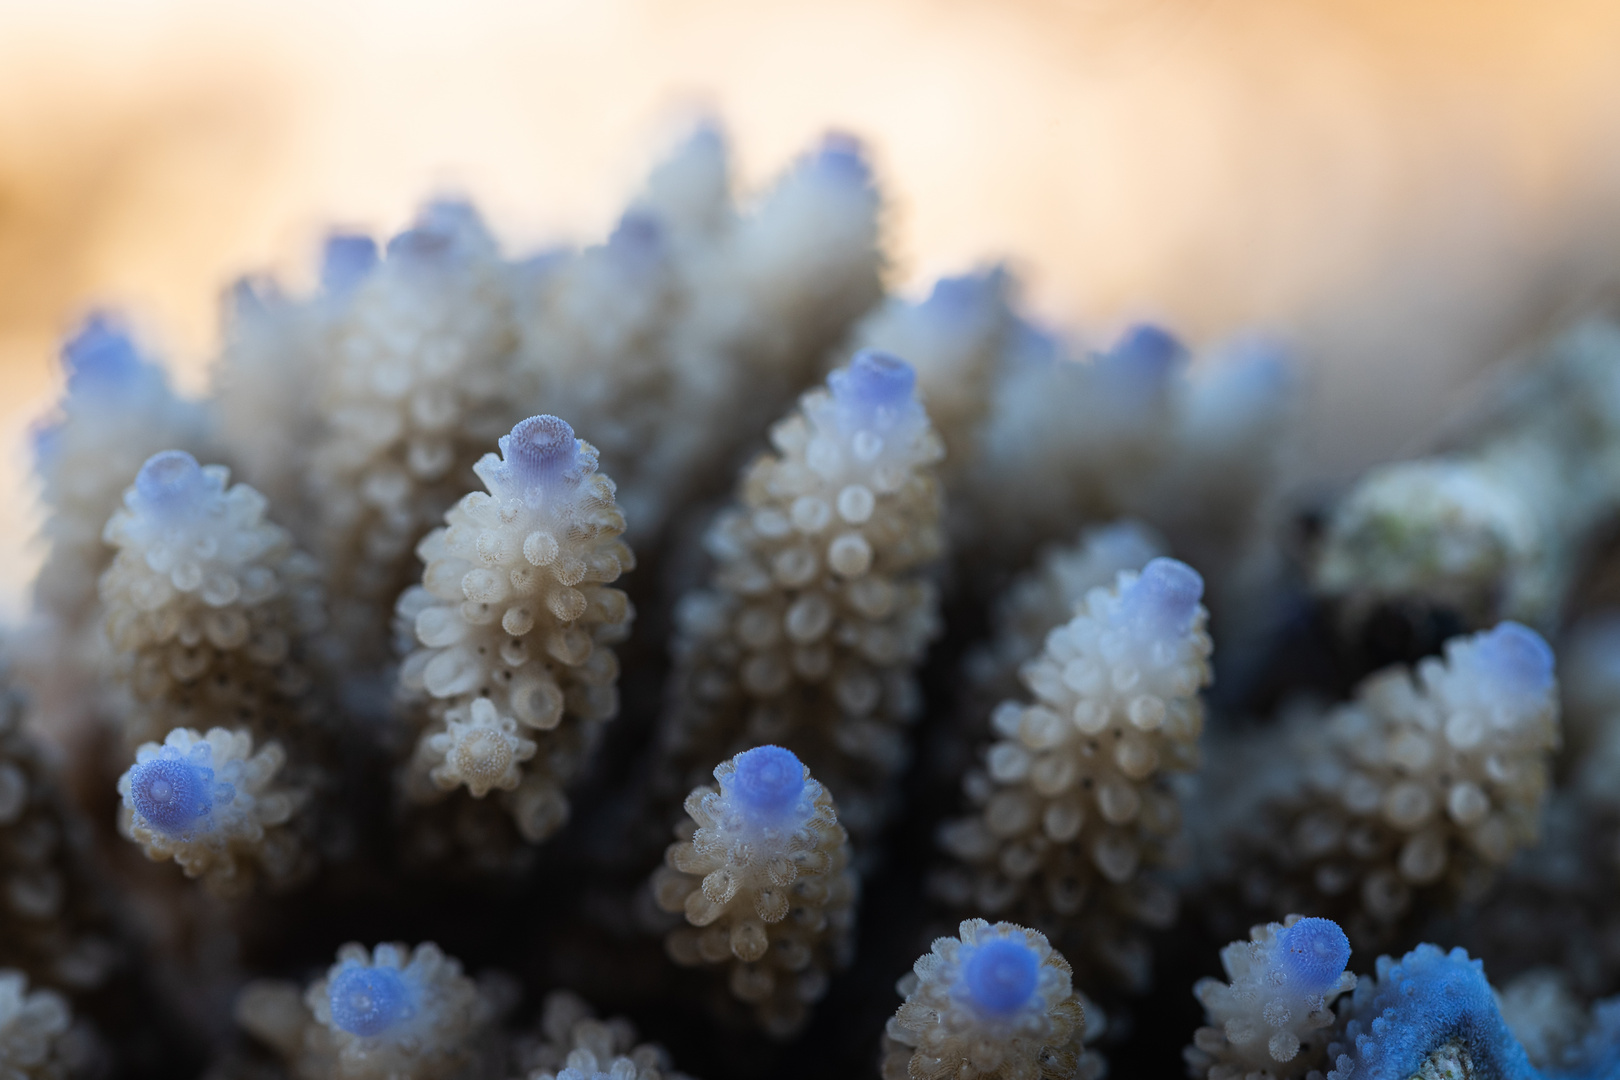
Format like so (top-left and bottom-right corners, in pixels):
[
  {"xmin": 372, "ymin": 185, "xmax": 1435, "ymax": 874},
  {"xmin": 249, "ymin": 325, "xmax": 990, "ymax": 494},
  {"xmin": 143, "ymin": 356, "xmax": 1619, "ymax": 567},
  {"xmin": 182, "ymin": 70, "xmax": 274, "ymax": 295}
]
[{"xmin": 4, "ymin": 0, "xmax": 1620, "ymax": 616}]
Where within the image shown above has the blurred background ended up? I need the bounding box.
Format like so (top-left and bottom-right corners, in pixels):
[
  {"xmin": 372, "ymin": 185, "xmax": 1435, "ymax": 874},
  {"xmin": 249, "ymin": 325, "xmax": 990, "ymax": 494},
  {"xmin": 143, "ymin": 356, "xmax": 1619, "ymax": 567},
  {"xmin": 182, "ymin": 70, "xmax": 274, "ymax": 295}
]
[{"xmin": 4, "ymin": 0, "xmax": 1620, "ymax": 616}]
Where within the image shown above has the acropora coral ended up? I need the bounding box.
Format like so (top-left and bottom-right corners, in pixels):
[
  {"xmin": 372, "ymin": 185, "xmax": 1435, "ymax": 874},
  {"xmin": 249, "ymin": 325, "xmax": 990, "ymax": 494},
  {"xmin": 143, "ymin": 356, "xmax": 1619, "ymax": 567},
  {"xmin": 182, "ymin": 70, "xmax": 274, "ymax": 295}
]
[{"xmin": 4, "ymin": 121, "xmax": 1620, "ymax": 1080}]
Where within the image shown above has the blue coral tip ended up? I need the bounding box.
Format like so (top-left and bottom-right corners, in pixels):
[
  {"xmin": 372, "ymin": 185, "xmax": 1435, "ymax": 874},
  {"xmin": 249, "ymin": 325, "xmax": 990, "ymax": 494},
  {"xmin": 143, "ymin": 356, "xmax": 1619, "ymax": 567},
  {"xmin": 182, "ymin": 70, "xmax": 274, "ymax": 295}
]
[
  {"xmin": 609, "ymin": 211, "xmax": 663, "ymax": 255},
  {"xmin": 730, "ymin": 745, "xmax": 806, "ymax": 819},
  {"xmin": 1110, "ymin": 322, "xmax": 1186, "ymax": 370},
  {"xmin": 320, "ymin": 234, "xmax": 378, "ymax": 294},
  {"xmin": 129, "ymin": 755, "xmax": 211, "ymax": 834},
  {"xmin": 838, "ymin": 350, "xmax": 916, "ymax": 410},
  {"xmin": 810, "ymin": 133, "xmax": 870, "ymax": 186},
  {"xmin": 1121, "ymin": 557, "xmax": 1204, "ymax": 637},
  {"xmin": 959, "ymin": 937, "xmax": 1040, "ymax": 1017},
  {"xmin": 387, "ymin": 201, "xmax": 478, "ymax": 261},
  {"xmin": 505, "ymin": 415, "xmax": 579, "ymax": 483},
  {"xmin": 1278, "ymin": 917, "xmax": 1351, "ymax": 990},
  {"xmin": 135, "ymin": 451, "xmax": 208, "ymax": 513},
  {"xmin": 329, "ymin": 964, "xmax": 415, "ymax": 1037},
  {"xmin": 927, "ymin": 274, "xmax": 987, "ymax": 311},
  {"xmin": 63, "ymin": 314, "xmax": 142, "ymax": 389},
  {"xmin": 1478, "ymin": 621, "xmax": 1555, "ymax": 697}
]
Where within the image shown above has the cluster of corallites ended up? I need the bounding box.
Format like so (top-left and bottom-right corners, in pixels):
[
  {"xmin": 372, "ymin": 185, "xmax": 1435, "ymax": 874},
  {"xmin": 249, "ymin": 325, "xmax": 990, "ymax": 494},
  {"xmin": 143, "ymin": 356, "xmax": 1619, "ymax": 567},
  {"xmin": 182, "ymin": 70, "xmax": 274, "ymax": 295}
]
[
  {"xmin": 1219, "ymin": 622, "xmax": 1559, "ymax": 940},
  {"xmin": 651, "ymin": 745, "xmax": 856, "ymax": 1037},
  {"xmin": 658, "ymin": 350, "xmax": 944, "ymax": 838},
  {"xmin": 397, "ymin": 414, "xmax": 633, "ymax": 842},
  {"xmin": 300, "ymin": 204, "xmax": 519, "ymax": 673},
  {"xmin": 98, "ymin": 450, "xmax": 325, "ymax": 749},
  {"xmin": 0, "ymin": 969, "xmax": 72, "ymax": 1080},
  {"xmin": 882, "ymin": 919, "xmax": 1092, "ymax": 1080},
  {"xmin": 511, "ymin": 992, "xmax": 693, "ymax": 1080},
  {"xmin": 98, "ymin": 450, "xmax": 318, "ymax": 891},
  {"xmin": 1185, "ymin": 916, "xmax": 1356, "ymax": 1080},
  {"xmin": 115, "ymin": 727, "xmax": 302, "ymax": 893},
  {"xmin": 965, "ymin": 521, "xmax": 1168, "ymax": 701},
  {"xmin": 27, "ymin": 317, "xmax": 211, "ymax": 722},
  {"xmin": 936, "ymin": 557, "xmax": 1211, "ymax": 985},
  {"xmin": 1323, "ymin": 945, "xmax": 1535, "ymax": 1080},
  {"xmin": 237, "ymin": 941, "xmax": 491, "ymax": 1080},
  {"xmin": 512, "ymin": 130, "xmax": 883, "ymax": 544}
]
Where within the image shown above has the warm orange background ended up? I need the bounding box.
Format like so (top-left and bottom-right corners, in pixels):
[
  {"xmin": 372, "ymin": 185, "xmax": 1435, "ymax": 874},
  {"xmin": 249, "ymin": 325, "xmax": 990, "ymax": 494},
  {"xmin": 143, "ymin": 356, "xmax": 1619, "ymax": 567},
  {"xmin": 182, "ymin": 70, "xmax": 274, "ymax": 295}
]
[{"xmin": 4, "ymin": 0, "xmax": 1620, "ymax": 614}]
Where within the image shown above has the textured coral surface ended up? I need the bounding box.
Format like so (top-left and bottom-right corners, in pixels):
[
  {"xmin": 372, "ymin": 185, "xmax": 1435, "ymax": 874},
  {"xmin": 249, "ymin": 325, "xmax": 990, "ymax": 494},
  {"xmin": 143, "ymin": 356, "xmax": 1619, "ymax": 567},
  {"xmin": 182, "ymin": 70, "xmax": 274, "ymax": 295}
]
[{"xmin": 7, "ymin": 123, "xmax": 1620, "ymax": 1080}]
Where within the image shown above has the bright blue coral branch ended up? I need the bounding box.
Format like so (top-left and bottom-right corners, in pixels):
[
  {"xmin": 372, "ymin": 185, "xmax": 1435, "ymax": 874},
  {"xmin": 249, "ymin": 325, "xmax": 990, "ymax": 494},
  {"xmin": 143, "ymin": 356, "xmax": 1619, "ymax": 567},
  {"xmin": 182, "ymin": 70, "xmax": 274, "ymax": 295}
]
[{"xmin": 1328, "ymin": 942, "xmax": 1620, "ymax": 1080}]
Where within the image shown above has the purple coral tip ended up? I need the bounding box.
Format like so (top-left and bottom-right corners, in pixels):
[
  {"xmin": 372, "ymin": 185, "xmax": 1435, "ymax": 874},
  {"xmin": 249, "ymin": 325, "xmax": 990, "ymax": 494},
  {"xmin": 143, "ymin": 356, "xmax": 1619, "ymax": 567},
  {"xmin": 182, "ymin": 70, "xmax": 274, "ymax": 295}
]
[
  {"xmin": 128, "ymin": 753, "xmax": 212, "ymax": 834},
  {"xmin": 958, "ymin": 937, "xmax": 1040, "ymax": 1017},
  {"xmin": 1119, "ymin": 557, "xmax": 1204, "ymax": 639},
  {"xmin": 504, "ymin": 415, "xmax": 580, "ymax": 485},
  {"xmin": 1278, "ymin": 917, "xmax": 1351, "ymax": 990},
  {"xmin": 387, "ymin": 200, "xmax": 481, "ymax": 261},
  {"xmin": 1110, "ymin": 323, "xmax": 1186, "ymax": 369},
  {"xmin": 63, "ymin": 314, "xmax": 143, "ymax": 390},
  {"xmin": 320, "ymin": 233, "xmax": 378, "ymax": 294},
  {"xmin": 1476, "ymin": 621, "xmax": 1555, "ymax": 698},
  {"xmin": 609, "ymin": 211, "xmax": 663, "ymax": 256},
  {"xmin": 810, "ymin": 133, "xmax": 871, "ymax": 187},
  {"xmin": 730, "ymin": 745, "xmax": 806, "ymax": 820},
  {"xmin": 835, "ymin": 350, "xmax": 916, "ymax": 411},
  {"xmin": 329, "ymin": 964, "xmax": 415, "ymax": 1037},
  {"xmin": 135, "ymin": 451, "xmax": 208, "ymax": 514}
]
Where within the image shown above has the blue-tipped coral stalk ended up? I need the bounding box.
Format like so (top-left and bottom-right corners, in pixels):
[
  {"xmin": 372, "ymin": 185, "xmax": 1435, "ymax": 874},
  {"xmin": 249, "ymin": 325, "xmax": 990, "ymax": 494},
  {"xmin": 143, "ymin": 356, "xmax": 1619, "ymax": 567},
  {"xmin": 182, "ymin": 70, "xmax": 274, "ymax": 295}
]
[
  {"xmin": 1214, "ymin": 621, "xmax": 1560, "ymax": 937},
  {"xmin": 936, "ymin": 555, "xmax": 1211, "ymax": 988},
  {"xmin": 883, "ymin": 919, "xmax": 1094, "ymax": 1080},
  {"xmin": 31, "ymin": 315, "xmax": 209, "ymax": 642},
  {"xmin": 651, "ymin": 746, "xmax": 857, "ymax": 1038},
  {"xmin": 298, "ymin": 942, "xmax": 487, "ymax": 1080},
  {"xmin": 655, "ymin": 351, "xmax": 945, "ymax": 840},
  {"xmin": 1187, "ymin": 915, "xmax": 1356, "ymax": 1080},
  {"xmin": 301, "ymin": 198, "xmax": 515, "ymax": 679},
  {"xmin": 397, "ymin": 414, "xmax": 633, "ymax": 844},
  {"xmin": 99, "ymin": 450, "xmax": 325, "ymax": 751}
]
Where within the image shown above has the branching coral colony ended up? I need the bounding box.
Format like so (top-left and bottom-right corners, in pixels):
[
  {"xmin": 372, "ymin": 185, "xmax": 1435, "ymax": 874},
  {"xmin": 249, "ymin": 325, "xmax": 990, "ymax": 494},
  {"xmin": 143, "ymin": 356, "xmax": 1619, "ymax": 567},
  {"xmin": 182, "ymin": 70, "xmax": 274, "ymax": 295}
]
[{"xmin": 9, "ymin": 122, "xmax": 1620, "ymax": 1080}]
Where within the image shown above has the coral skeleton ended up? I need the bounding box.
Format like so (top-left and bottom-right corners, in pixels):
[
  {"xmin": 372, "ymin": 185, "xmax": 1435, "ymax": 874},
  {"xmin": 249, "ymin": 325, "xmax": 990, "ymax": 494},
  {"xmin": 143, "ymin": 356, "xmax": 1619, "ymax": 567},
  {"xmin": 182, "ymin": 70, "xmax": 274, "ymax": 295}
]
[
  {"xmin": 397, "ymin": 413, "xmax": 633, "ymax": 841},
  {"xmin": 881, "ymin": 918, "xmax": 1094, "ymax": 1080},
  {"xmin": 936, "ymin": 557, "xmax": 1212, "ymax": 985},
  {"xmin": 651, "ymin": 745, "xmax": 857, "ymax": 1037}
]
